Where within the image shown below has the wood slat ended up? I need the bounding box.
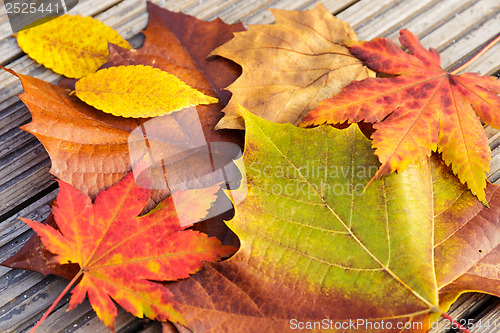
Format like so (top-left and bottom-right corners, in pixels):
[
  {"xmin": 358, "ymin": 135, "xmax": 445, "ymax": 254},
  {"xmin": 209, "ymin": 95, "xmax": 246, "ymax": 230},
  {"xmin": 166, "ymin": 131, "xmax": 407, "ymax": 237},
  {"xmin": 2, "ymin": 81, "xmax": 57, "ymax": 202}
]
[
  {"xmin": 337, "ymin": 0, "xmax": 396, "ymax": 27},
  {"xmin": 440, "ymin": 10, "xmax": 500, "ymax": 70},
  {"xmin": 0, "ymin": 189, "xmax": 56, "ymax": 250},
  {"xmin": 0, "ymin": 275, "xmax": 67, "ymax": 333},
  {"xmin": 217, "ymin": 0, "xmax": 279, "ymax": 24},
  {"xmin": 384, "ymin": 0, "xmax": 477, "ymax": 41},
  {"xmin": 184, "ymin": 0, "xmax": 245, "ymax": 21},
  {"xmin": 354, "ymin": 0, "xmax": 439, "ymax": 40},
  {"xmin": 244, "ymin": 0, "xmax": 316, "ymax": 25}
]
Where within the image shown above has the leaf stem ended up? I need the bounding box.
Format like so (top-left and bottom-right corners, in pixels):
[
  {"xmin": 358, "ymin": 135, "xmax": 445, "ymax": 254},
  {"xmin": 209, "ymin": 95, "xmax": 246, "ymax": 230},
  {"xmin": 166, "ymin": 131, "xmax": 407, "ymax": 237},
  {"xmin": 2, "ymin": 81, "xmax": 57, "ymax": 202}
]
[
  {"xmin": 441, "ymin": 312, "xmax": 472, "ymax": 333},
  {"xmin": 29, "ymin": 270, "xmax": 83, "ymax": 333},
  {"xmin": 451, "ymin": 34, "xmax": 500, "ymax": 74}
]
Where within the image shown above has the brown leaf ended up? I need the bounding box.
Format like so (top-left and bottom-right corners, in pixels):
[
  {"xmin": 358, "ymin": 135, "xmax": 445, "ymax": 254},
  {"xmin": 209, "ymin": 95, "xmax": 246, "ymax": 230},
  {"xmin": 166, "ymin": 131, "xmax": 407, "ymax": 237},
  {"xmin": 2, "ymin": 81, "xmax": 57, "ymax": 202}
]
[
  {"xmin": 211, "ymin": 3, "xmax": 372, "ymax": 129},
  {"xmin": 1, "ymin": 213, "xmax": 79, "ymax": 280}
]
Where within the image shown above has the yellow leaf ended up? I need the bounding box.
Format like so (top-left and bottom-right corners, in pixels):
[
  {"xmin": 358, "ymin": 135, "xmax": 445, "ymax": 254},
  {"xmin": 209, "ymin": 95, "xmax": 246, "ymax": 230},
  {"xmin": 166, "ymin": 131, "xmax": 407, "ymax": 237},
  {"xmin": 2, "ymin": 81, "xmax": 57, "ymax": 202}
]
[
  {"xmin": 75, "ymin": 65, "xmax": 219, "ymax": 118},
  {"xmin": 17, "ymin": 15, "xmax": 131, "ymax": 78}
]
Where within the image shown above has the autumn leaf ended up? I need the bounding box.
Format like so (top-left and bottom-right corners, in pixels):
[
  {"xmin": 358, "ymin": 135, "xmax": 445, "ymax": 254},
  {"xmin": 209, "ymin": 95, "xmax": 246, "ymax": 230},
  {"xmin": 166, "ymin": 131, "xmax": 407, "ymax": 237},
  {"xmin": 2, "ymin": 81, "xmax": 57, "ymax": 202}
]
[
  {"xmin": 164, "ymin": 109, "xmax": 500, "ymax": 332},
  {"xmin": 0, "ymin": 66, "xmax": 242, "ymax": 280},
  {"xmin": 2, "ymin": 3, "xmax": 244, "ymax": 198},
  {"xmin": 2, "ymin": 68, "xmax": 138, "ymax": 197},
  {"xmin": 1, "ymin": 2, "xmax": 245, "ymax": 282},
  {"xmin": 22, "ymin": 172, "xmax": 234, "ymax": 332},
  {"xmin": 1, "ymin": 213, "xmax": 81, "ymax": 281},
  {"xmin": 16, "ymin": 14, "xmax": 131, "ymax": 78},
  {"xmin": 74, "ymin": 65, "xmax": 218, "ymax": 118},
  {"xmin": 211, "ymin": 3, "xmax": 372, "ymax": 130},
  {"xmin": 301, "ymin": 29, "xmax": 500, "ymax": 205}
]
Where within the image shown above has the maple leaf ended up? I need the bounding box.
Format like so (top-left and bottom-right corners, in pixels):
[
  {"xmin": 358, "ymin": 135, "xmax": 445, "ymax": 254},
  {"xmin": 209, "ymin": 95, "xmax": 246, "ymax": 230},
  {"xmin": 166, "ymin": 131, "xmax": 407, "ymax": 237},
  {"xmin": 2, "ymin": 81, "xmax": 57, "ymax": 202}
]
[
  {"xmin": 301, "ymin": 29, "xmax": 500, "ymax": 205},
  {"xmin": 74, "ymin": 65, "xmax": 218, "ymax": 118},
  {"xmin": 21, "ymin": 172, "xmax": 234, "ymax": 332},
  {"xmin": 16, "ymin": 14, "xmax": 131, "ymax": 78},
  {"xmin": 164, "ymin": 109, "xmax": 500, "ymax": 332},
  {"xmin": 211, "ymin": 3, "xmax": 373, "ymax": 130},
  {"xmin": 0, "ymin": 64, "xmax": 241, "ymax": 279}
]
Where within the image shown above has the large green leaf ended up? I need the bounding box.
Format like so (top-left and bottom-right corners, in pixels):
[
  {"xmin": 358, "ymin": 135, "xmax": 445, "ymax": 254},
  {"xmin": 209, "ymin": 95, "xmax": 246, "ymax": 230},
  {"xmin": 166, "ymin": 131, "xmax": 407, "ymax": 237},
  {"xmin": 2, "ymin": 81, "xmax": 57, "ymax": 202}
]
[{"xmin": 169, "ymin": 108, "xmax": 500, "ymax": 332}]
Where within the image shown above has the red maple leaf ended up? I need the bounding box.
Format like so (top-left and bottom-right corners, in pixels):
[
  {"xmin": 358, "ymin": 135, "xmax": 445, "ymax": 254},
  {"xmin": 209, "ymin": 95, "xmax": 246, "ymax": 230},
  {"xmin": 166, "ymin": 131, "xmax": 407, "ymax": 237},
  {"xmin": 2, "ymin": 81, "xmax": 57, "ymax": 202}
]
[
  {"xmin": 22, "ymin": 173, "xmax": 235, "ymax": 332},
  {"xmin": 301, "ymin": 29, "xmax": 500, "ymax": 204}
]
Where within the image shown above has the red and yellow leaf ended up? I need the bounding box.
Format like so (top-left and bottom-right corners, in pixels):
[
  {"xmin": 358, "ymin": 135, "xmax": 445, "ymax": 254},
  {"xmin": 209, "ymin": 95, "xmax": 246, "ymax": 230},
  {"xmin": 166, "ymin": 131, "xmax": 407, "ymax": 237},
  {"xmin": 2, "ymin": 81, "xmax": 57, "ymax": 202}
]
[
  {"xmin": 301, "ymin": 29, "xmax": 500, "ymax": 205},
  {"xmin": 22, "ymin": 173, "xmax": 234, "ymax": 331},
  {"xmin": 1, "ymin": 2, "xmax": 244, "ymax": 279}
]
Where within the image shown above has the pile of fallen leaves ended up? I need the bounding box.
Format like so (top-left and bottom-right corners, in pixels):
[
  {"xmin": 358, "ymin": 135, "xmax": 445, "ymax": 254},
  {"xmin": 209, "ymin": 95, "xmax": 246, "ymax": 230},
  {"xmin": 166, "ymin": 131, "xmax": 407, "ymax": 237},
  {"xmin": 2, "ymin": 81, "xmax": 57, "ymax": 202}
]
[{"xmin": 1, "ymin": 2, "xmax": 500, "ymax": 332}]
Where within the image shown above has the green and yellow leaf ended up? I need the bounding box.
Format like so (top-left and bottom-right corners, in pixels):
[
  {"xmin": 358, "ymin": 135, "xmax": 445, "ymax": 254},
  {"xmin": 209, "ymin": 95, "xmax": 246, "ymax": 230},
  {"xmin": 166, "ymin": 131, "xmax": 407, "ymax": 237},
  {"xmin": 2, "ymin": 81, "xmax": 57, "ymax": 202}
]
[{"xmin": 165, "ymin": 108, "xmax": 500, "ymax": 332}]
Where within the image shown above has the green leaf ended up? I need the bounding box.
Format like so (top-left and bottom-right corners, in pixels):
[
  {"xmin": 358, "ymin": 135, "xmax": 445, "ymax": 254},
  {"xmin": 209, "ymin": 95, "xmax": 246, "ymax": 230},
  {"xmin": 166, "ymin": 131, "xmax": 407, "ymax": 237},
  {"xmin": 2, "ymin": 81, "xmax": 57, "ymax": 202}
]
[
  {"xmin": 230, "ymin": 108, "xmax": 438, "ymax": 315},
  {"xmin": 166, "ymin": 108, "xmax": 500, "ymax": 332}
]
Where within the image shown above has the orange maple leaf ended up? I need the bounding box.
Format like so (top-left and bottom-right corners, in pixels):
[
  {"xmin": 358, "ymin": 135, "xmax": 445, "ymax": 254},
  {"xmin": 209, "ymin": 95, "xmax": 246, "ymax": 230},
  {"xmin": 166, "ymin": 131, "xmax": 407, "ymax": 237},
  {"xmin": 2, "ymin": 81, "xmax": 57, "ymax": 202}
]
[
  {"xmin": 301, "ymin": 29, "xmax": 500, "ymax": 205},
  {"xmin": 22, "ymin": 173, "xmax": 234, "ymax": 332}
]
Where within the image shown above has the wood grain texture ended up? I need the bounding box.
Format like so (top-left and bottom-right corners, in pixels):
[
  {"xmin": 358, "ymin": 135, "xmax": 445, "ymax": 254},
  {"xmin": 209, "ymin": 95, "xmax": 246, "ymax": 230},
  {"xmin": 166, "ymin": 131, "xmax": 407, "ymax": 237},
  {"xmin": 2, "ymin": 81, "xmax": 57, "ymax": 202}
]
[{"xmin": 0, "ymin": 0, "xmax": 499, "ymax": 332}]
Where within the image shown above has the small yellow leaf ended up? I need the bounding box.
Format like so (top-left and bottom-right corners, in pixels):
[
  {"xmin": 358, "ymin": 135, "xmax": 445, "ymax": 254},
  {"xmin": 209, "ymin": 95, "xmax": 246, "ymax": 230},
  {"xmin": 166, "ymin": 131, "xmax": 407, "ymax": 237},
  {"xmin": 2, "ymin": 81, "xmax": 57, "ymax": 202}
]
[
  {"xmin": 17, "ymin": 15, "xmax": 131, "ymax": 78},
  {"xmin": 75, "ymin": 65, "xmax": 219, "ymax": 118}
]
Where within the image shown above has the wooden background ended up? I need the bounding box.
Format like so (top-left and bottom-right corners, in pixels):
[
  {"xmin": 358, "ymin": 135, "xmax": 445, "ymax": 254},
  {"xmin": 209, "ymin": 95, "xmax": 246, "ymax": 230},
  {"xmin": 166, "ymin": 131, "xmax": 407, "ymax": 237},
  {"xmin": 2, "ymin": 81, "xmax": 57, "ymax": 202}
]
[{"xmin": 0, "ymin": 0, "xmax": 499, "ymax": 332}]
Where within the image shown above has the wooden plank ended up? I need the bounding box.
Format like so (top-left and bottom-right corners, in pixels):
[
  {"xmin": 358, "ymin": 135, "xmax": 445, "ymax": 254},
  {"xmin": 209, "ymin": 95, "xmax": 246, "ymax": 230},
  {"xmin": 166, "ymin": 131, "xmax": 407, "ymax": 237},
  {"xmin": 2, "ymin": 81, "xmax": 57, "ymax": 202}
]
[
  {"xmin": 0, "ymin": 189, "xmax": 56, "ymax": 249},
  {"xmin": 0, "ymin": 229, "xmax": 33, "ymax": 263},
  {"xmin": 35, "ymin": 300, "xmax": 95, "ymax": 333},
  {"xmin": 337, "ymin": 0, "xmax": 396, "ymax": 27},
  {"xmin": 354, "ymin": 0, "xmax": 438, "ymax": 40},
  {"xmin": 304, "ymin": 0, "xmax": 359, "ymax": 15},
  {"xmin": 384, "ymin": 0, "xmax": 478, "ymax": 41},
  {"xmin": 72, "ymin": 306, "xmax": 146, "ymax": 333},
  {"xmin": 217, "ymin": 0, "xmax": 278, "ymax": 24},
  {"xmin": 244, "ymin": 0, "xmax": 316, "ymax": 25},
  {"xmin": 465, "ymin": 42, "xmax": 500, "ymax": 75},
  {"xmin": 0, "ymin": 275, "xmax": 67, "ymax": 333},
  {"xmin": 440, "ymin": 11, "xmax": 500, "ymax": 70},
  {"xmin": 474, "ymin": 299, "xmax": 500, "ymax": 333},
  {"xmin": 0, "ymin": 269, "xmax": 45, "ymax": 306},
  {"xmin": 429, "ymin": 294, "xmax": 497, "ymax": 332},
  {"xmin": 0, "ymin": 142, "xmax": 50, "ymax": 196},
  {"xmin": 0, "ymin": 100, "xmax": 28, "ymax": 137},
  {"xmin": 0, "ymin": 2, "xmax": 10, "ymax": 37},
  {"xmin": 184, "ymin": 0, "xmax": 244, "ymax": 21}
]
